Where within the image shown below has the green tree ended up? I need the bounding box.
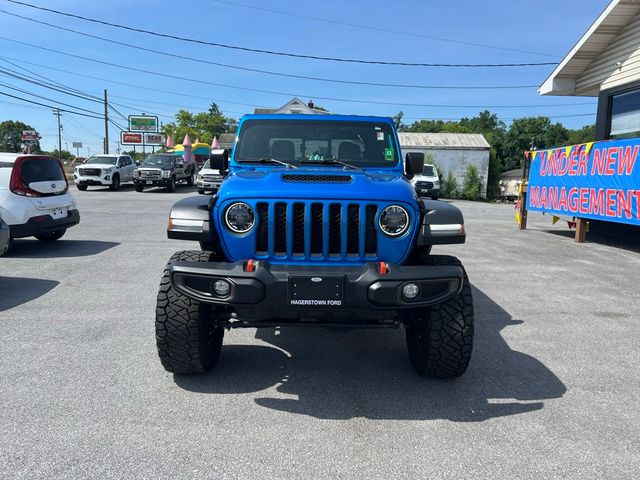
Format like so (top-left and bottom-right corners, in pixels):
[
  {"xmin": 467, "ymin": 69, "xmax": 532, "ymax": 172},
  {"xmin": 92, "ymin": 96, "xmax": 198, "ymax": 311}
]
[
  {"xmin": 567, "ymin": 124, "xmax": 596, "ymax": 145},
  {"xmin": 443, "ymin": 171, "xmax": 459, "ymax": 198},
  {"xmin": 462, "ymin": 164, "xmax": 482, "ymax": 200},
  {"xmin": 0, "ymin": 120, "xmax": 42, "ymax": 152},
  {"xmin": 503, "ymin": 116, "xmax": 569, "ymax": 171},
  {"xmin": 162, "ymin": 102, "xmax": 236, "ymax": 145}
]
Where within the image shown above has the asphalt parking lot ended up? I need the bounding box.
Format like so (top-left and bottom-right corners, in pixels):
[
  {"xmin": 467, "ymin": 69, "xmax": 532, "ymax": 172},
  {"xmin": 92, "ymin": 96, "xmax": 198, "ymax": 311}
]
[{"xmin": 1, "ymin": 184, "xmax": 639, "ymax": 479}]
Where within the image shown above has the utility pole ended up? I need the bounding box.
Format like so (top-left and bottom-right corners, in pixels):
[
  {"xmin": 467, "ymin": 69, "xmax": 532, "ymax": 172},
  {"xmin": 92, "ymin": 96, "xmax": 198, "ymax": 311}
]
[
  {"xmin": 53, "ymin": 108, "xmax": 62, "ymax": 161},
  {"xmin": 104, "ymin": 89, "xmax": 109, "ymax": 154}
]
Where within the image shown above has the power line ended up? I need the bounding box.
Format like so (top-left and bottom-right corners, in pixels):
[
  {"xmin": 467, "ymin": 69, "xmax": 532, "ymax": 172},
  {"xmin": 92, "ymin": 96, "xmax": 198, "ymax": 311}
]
[
  {"xmin": 0, "ymin": 65, "xmax": 102, "ymax": 104},
  {"xmin": 0, "ymin": 55, "xmax": 272, "ymax": 110},
  {"xmin": 4, "ymin": 0, "xmax": 557, "ymax": 68},
  {"xmin": 0, "ymin": 37, "xmax": 594, "ymax": 109},
  {"xmin": 0, "ymin": 9, "xmax": 541, "ymax": 90},
  {"xmin": 209, "ymin": 0, "xmax": 560, "ymax": 59},
  {"xmin": 0, "ymin": 90, "xmax": 103, "ymax": 118},
  {"xmin": 0, "ymin": 80, "xmax": 104, "ymax": 116}
]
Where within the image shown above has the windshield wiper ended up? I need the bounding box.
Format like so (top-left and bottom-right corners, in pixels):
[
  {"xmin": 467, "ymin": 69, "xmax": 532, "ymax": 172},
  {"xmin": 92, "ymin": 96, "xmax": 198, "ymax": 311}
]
[
  {"xmin": 250, "ymin": 158, "xmax": 297, "ymax": 168},
  {"xmin": 300, "ymin": 158, "xmax": 361, "ymax": 170}
]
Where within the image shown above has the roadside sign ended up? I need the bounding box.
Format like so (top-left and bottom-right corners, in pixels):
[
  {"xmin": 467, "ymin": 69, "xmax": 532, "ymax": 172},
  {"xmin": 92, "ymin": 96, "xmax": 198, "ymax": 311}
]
[
  {"xmin": 120, "ymin": 131, "xmax": 143, "ymax": 145},
  {"xmin": 128, "ymin": 115, "xmax": 158, "ymax": 132},
  {"xmin": 72, "ymin": 141, "xmax": 83, "ymax": 148},
  {"xmin": 22, "ymin": 130, "xmax": 38, "ymax": 141},
  {"xmin": 144, "ymin": 132, "xmax": 164, "ymax": 145}
]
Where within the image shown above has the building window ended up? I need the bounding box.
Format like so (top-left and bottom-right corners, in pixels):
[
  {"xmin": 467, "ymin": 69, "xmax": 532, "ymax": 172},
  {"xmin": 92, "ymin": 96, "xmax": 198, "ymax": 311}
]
[{"xmin": 610, "ymin": 88, "xmax": 640, "ymax": 139}]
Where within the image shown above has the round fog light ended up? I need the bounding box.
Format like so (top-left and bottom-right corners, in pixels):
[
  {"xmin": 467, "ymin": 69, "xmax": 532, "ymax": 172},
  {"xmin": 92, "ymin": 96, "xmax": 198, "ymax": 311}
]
[
  {"xmin": 402, "ymin": 283, "xmax": 419, "ymax": 299},
  {"xmin": 213, "ymin": 279, "xmax": 230, "ymax": 297}
]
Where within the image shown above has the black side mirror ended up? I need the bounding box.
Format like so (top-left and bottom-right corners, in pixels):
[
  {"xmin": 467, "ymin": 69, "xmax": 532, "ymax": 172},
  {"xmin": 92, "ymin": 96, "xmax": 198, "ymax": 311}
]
[
  {"xmin": 405, "ymin": 152, "xmax": 424, "ymax": 179},
  {"xmin": 210, "ymin": 148, "xmax": 229, "ymax": 176}
]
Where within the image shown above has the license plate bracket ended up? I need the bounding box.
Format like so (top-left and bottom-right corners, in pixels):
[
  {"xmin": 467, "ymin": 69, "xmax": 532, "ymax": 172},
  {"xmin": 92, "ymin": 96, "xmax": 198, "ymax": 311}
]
[
  {"xmin": 146, "ymin": 180, "xmax": 153, "ymax": 185},
  {"xmin": 50, "ymin": 208, "xmax": 66, "ymax": 220},
  {"xmin": 288, "ymin": 276, "xmax": 344, "ymax": 306}
]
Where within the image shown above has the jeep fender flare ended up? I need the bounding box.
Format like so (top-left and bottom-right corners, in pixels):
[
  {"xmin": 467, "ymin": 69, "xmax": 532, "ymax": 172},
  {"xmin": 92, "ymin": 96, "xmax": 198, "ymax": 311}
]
[
  {"xmin": 416, "ymin": 199, "xmax": 466, "ymax": 246},
  {"xmin": 167, "ymin": 195, "xmax": 220, "ymax": 249}
]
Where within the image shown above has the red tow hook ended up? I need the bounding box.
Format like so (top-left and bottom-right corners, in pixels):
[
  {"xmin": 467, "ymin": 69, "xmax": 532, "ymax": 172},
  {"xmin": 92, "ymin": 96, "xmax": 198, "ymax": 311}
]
[
  {"xmin": 378, "ymin": 261, "xmax": 390, "ymax": 275},
  {"xmin": 245, "ymin": 259, "xmax": 257, "ymax": 272}
]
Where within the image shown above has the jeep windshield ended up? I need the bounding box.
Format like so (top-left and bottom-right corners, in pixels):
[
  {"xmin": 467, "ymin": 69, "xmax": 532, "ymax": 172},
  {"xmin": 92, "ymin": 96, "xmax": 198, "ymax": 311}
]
[
  {"xmin": 141, "ymin": 155, "xmax": 174, "ymax": 167},
  {"xmin": 86, "ymin": 156, "xmax": 116, "ymax": 165},
  {"xmin": 236, "ymin": 119, "xmax": 399, "ymax": 168}
]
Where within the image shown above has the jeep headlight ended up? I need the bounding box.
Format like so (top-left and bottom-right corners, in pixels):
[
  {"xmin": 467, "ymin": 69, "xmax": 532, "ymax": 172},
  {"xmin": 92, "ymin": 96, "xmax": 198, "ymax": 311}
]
[
  {"xmin": 103, "ymin": 167, "xmax": 113, "ymax": 174},
  {"xmin": 224, "ymin": 202, "xmax": 255, "ymax": 234},
  {"xmin": 197, "ymin": 174, "xmax": 203, "ymax": 181},
  {"xmin": 133, "ymin": 169, "xmax": 139, "ymax": 178},
  {"xmin": 162, "ymin": 170, "xmax": 171, "ymax": 178},
  {"xmin": 379, "ymin": 205, "xmax": 409, "ymax": 237}
]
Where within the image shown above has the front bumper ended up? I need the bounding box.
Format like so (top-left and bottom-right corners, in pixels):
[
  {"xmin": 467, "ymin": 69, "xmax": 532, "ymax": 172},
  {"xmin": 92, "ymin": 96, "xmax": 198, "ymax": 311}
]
[
  {"xmin": 10, "ymin": 209, "xmax": 80, "ymax": 238},
  {"xmin": 170, "ymin": 260, "xmax": 463, "ymax": 320},
  {"xmin": 74, "ymin": 174, "xmax": 112, "ymax": 186},
  {"xmin": 196, "ymin": 180, "xmax": 221, "ymax": 190},
  {"xmin": 416, "ymin": 186, "xmax": 440, "ymax": 197},
  {"xmin": 135, "ymin": 178, "xmax": 171, "ymax": 187}
]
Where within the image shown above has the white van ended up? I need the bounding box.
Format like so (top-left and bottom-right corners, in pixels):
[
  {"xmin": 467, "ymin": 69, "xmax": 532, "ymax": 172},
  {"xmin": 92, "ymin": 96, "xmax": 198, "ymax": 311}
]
[{"xmin": 0, "ymin": 153, "xmax": 80, "ymax": 255}]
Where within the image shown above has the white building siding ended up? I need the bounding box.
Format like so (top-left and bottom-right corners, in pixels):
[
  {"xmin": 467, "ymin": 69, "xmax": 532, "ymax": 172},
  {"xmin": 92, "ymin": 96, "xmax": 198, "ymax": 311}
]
[
  {"xmin": 401, "ymin": 146, "xmax": 490, "ymax": 198},
  {"xmin": 576, "ymin": 12, "xmax": 640, "ymax": 93}
]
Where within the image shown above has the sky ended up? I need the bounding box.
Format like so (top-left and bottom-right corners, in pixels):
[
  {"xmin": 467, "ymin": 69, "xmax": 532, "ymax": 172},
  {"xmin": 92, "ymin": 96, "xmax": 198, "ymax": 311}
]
[{"xmin": 0, "ymin": 0, "xmax": 610, "ymax": 155}]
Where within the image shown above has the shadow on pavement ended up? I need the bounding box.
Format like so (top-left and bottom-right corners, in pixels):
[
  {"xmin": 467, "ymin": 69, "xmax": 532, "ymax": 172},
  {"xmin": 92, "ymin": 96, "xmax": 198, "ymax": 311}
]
[
  {"xmin": 542, "ymin": 220, "xmax": 640, "ymax": 253},
  {"xmin": 7, "ymin": 240, "xmax": 119, "ymax": 258},
  {"xmin": 174, "ymin": 287, "xmax": 566, "ymax": 422},
  {"xmin": 0, "ymin": 276, "xmax": 59, "ymax": 312}
]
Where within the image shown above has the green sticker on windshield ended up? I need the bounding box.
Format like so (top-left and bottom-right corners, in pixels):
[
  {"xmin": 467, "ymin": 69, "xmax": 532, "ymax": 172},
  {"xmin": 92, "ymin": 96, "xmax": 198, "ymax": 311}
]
[{"xmin": 384, "ymin": 148, "xmax": 394, "ymax": 161}]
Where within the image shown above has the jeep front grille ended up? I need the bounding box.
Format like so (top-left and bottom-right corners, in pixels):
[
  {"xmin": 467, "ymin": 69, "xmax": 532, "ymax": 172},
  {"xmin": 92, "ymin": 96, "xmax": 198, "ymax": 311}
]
[{"xmin": 253, "ymin": 201, "xmax": 379, "ymax": 261}]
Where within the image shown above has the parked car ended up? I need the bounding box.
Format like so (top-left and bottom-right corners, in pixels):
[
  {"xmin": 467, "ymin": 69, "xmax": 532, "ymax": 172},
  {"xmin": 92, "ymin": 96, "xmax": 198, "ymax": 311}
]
[
  {"xmin": 0, "ymin": 211, "xmax": 9, "ymax": 257},
  {"xmin": 410, "ymin": 163, "xmax": 440, "ymax": 200},
  {"xmin": 196, "ymin": 159, "xmax": 224, "ymax": 194},
  {"xmin": 133, "ymin": 154, "xmax": 195, "ymax": 192},
  {"xmin": 0, "ymin": 153, "xmax": 80, "ymax": 252},
  {"xmin": 74, "ymin": 154, "xmax": 135, "ymax": 191},
  {"xmin": 158, "ymin": 114, "xmax": 473, "ymax": 379}
]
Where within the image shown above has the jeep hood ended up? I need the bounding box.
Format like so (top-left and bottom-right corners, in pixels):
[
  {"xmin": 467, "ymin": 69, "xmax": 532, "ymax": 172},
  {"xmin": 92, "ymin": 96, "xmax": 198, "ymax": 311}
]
[{"xmin": 217, "ymin": 168, "xmax": 417, "ymax": 202}]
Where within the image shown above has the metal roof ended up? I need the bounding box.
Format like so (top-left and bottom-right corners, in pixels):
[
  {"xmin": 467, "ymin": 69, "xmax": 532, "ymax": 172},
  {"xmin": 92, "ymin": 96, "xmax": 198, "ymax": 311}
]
[
  {"xmin": 539, "ymin": 0, "xmax": 640, "ymax": 96},
  {"xmin": 397, "ymin": 132, "xmax": 490, "ymax": 150}
]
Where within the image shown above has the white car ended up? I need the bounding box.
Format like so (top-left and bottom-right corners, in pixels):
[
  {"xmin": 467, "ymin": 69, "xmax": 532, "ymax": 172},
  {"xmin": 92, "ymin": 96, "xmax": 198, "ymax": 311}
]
[
  {"xmin": 0, "ymin": 153, "xmax": 80, "ymax": 254},
  {"xmin": 410, "ymin": 163, "xmax": 441, "ymax": 200},
  {"xmin": 74, "ymin": 154, "xmax": 135, "ymax": 191},
  {"xmin": 196, "ymin": 159, "xmax": 224, "ymax": 194}
]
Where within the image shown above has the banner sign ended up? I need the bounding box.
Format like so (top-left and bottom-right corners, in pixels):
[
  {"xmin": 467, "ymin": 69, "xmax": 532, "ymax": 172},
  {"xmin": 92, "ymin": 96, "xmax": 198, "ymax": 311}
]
[
  {"xmin": 72, "ymin": 142, "xmax": 83, "ymax": 148},
  {"xmin": 144, "ymin": 132, "xmax": 164, "ymax": 145},
  {"xmin": 21, "ymin": 130, "xmax": 38, "ymax": 141},
  {"xmin": 128, "ymin": 115, "xmax": 158, "ymax": 132},
  {"xmin": 120, "ymin": 131, "xmax": 143, "ymax": 145},
  {"xmin": 527, "ymin": 138, "xmax": 640, "ymax": 226}
]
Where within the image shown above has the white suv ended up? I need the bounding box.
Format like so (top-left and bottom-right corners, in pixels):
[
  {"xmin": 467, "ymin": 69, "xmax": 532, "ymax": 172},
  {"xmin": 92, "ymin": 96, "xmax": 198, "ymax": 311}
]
[
  {"xmin": 196, "ymin": 159, "xmax": 223, "ymax": 194},
  {"xmin": 0, "ymin": 153, "xmax": 80, "ymax": 254},
  {"xmin": 410, "ymin": 163, "xmax": 441, "ymax": 200},
  {"xmin": 74, "ymin": 154, "xmax": 135, "ymax": 191}
]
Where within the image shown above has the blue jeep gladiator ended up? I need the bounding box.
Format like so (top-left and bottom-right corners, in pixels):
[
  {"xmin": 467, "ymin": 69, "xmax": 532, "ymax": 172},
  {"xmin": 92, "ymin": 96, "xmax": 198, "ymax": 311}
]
[{"xmin": 157, "ymin": 114, "xmax": 474, "ymax": 378}]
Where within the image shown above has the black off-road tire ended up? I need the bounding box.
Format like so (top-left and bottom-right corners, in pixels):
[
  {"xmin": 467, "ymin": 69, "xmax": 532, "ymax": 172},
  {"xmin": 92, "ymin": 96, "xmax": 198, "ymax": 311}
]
[
  {"xmin": 405, "ymin": 255, "xmax": 474, "ymax": 378},
  {"xmin": 34, "ymin": 229, "xmax": 66, "ymax": 242},
  {"xmin": 109, "ymin": 174, "xmax": 120, "ymax": 191},
  {"xmin": 166, "ymin": 176, "xmax": 176, "ymax": 192},
  {"xmin": 197, "ymin": 188, "xmax": 206, "ymax": 195},
  {"xmin": 187, "ymin": 171, "xmax": 195, "ymax": 186},
  {"xmin": 76, "ymin": 183, "xmax": 88, "ymax": 191},
  {"xmin": 155, "ymin": 250, "xmax": 224, "ymax": 374},
  {"xmin": 135, "ymin": 183, "xmax": 144, "ymax": 192}
]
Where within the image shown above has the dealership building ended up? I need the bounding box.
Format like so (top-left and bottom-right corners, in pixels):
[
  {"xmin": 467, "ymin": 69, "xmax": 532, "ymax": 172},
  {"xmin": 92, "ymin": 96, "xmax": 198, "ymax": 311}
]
[{"xmin": 540, "ymin": 0, "xmax": 640, "ymax": 140}]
